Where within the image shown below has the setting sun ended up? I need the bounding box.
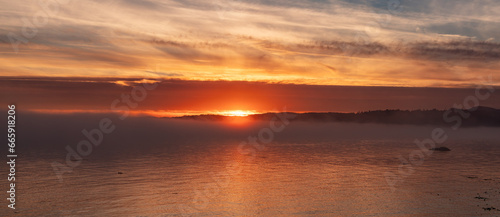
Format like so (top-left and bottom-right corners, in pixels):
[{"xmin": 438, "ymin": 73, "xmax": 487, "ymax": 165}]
[{"xmin": 218, "ymin": 110, "xmax": 257, "ymax": 117}]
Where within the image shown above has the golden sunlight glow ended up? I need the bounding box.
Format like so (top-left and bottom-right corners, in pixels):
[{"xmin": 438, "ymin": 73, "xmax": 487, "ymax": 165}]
[
  {"xmin": 218, "ymin": 110, "xmax": 258, "ymax": 117},
  {"xmin": 28, "ymin": 109, "xmax": 261, "ymax": 118}
]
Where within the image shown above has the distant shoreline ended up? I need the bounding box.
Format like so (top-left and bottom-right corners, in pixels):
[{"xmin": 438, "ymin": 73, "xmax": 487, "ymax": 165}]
[{"xmin": 175, "ymin": 106, "xmax": 500, "ymax": 127}]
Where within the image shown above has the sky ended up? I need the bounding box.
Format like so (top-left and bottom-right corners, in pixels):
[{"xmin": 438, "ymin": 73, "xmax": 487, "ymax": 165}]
[
  {"xmin": 1, "ymin": 77, "xmax": 499, "ymax": 116},
  {"xmin": 1, "ymin": 0, "xmax": 499, "ymax": 114}
]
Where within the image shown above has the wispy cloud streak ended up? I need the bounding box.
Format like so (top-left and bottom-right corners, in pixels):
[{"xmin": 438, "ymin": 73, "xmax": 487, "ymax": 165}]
[{"xmin": 0, "ymin": 0, "xmax": 499, "ymax": 87}]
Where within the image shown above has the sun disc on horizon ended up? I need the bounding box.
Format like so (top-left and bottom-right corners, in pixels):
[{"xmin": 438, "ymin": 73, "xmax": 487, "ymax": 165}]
[{"xmin": 220, "ymin": 110, "xmax": 257, "ymax": 117}]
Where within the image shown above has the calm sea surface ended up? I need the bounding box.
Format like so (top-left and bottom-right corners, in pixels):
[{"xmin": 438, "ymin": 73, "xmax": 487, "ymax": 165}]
[{"xmin": 3, "ymin": 123, "xmax": 500, "ymax": 217}]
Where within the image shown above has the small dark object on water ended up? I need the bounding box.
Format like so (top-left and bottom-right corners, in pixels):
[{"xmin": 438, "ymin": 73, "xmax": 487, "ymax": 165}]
[
  {"xmin": 430, "ymin": 147, "xmax": 451, "ymax": 151},
  {"xmin": 482, "ymin": 207, "xmax": 496, "ymax": 211},
  {"xmin": 475, "ymin": 196, "xmax": 488, "ymax": 200},
  {"xmin": 118, "ymin": 172, "xmax": 123, "ymax": 174}
]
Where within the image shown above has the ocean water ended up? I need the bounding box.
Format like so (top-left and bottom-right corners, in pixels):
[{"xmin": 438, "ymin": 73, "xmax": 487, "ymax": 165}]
[
  {"xmin": 2, "ymin": 115, "xmax": 500, "ymax": 217},
  {"xmin": 7, "ymin": 138, "xmax": 500, "ymax": 216}
]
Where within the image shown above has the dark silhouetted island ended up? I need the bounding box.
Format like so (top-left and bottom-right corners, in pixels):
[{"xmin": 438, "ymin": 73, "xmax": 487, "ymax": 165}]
[{"xmin": 175, "ymin": 106, "xmax": 500, "ymax": 127}]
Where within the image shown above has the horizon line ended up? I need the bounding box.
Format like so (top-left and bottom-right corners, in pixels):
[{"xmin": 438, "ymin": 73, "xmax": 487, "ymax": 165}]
[{"xmin": 15, "ymin": 106, "xmax": 498, "ymax": 118}]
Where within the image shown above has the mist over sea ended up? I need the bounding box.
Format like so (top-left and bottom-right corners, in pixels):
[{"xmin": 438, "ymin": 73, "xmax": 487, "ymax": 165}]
[{"xmin": 2, "ymin": 111, "xmax": 499, "ymax": 216}]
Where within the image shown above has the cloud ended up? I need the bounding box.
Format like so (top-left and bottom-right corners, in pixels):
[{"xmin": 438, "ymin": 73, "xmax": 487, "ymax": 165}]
[
  {"xmin": 0, "ymin": 0, "xmax": 499, "ymax": 87},
  {"xmin": 426, "ymin": 20, "xmax": 500, "ymax": 41},
  {"xmin": 407, "ymin": 40, "xmax": 500, "ymax": 61}
]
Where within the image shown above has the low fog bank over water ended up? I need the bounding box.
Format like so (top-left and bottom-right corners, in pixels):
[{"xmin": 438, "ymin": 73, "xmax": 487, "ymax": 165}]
[{"xmin": 7, "ymin": 111, "xmax": 499, "ymax": 154}]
